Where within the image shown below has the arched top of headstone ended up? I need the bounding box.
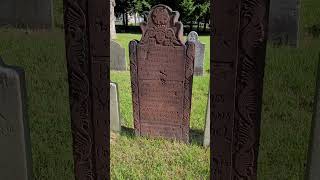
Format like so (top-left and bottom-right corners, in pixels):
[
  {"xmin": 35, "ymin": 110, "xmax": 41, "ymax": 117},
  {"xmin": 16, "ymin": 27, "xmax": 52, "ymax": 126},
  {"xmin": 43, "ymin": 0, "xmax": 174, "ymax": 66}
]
[
  {"xmin": 187, "ymin": 31, "xmax": 199, "ymax": 42},
  {"xmin": 140, "ymin": 4, "xmax": 184, "ymax": 46}
]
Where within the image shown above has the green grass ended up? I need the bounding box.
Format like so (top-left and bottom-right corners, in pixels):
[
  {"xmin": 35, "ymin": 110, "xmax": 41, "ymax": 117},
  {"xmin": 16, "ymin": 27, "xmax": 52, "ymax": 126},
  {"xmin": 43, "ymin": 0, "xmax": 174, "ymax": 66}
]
[
  {"xmin": 0, "ymin": 0, "xmax": 319, "ymax": 179},
  {"xmin": 111, "ymin": 34, "xmax": 210, "ymax": 179}
]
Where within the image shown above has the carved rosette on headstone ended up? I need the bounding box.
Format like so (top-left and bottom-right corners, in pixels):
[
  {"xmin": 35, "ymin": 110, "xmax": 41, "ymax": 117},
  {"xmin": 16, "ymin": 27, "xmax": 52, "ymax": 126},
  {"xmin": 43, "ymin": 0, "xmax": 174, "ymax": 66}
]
[
  {"xmin": 187, "ymin": 31, "xmax": 205, "ymax": 76},
  {"xmin": 0, "ymin": 57, "xmax": 32, "ymax": 180},
  {"xmin": 129, "ymin": 5, "xmax": 195, "ymax": 143}
]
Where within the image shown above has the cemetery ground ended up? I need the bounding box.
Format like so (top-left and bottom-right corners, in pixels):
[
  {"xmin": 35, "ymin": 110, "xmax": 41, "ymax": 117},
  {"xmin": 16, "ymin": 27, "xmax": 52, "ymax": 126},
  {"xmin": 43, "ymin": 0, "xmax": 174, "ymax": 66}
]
[{"xmin": 0, "ymin": 31, "xmax": 319, "ymax": 179}]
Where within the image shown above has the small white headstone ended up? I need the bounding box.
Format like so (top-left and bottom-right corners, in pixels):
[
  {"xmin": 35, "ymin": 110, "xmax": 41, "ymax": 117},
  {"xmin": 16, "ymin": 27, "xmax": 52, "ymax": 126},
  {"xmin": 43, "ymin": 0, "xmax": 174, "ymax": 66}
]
[
  {"xmin": 110, "ymin": 82, "xmax": 121, "ymax": 132},
  {"xmin": 187, "ymin": 31, "xmax": 205, "ymax": 76},
  {"xmin": 0, "ymin": 57, "xmax": 32, "ymax": 180},
  {"xmin": 111, "ymin": 40, "xmax": 126, "ymax": 71}
]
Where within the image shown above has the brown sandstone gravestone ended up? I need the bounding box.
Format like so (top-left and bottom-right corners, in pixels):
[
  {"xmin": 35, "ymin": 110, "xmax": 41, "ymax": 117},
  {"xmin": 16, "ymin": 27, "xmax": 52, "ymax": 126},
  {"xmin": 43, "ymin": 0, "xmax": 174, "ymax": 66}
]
[
  {"xmin": 129, "ymin": 4, "xmax": 195, "ymax": 143},
  {"xmin": 0, "ymin": 57, "xmax": 32, "ymax": 180}
]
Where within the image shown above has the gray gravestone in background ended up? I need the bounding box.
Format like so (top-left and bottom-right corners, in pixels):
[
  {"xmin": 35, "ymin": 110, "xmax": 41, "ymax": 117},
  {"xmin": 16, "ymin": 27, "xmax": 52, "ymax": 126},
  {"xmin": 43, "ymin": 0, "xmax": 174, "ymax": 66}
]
[
  {"xmin": 110, "ymin": 0, "xmax": 117, "ymax": 39},
  {"xmin": 0, "ymin": 57, "xmax": 32, "ymax": 180},
  {"xmin": 268, "ymin": 0, "xmax": 300, "ymax": 47},
  {"xmin": 111, "ymin": 40, "xmax": 126, "ymax": 71},
  {"xmin": 110, "ymin": 82, "xmax": 121, "ymax": 132},
  {"xmin": 203, "ymin": 93, "xmax": 210, "ymax": 147},
  {"xmin": 0, "ymin": 0, "xmax": 53, "ymax": 28},
  {"xmin": 306, "ymin": 54, "xmax": 320, "ymax": 180},
  {"xmin": 187, "ymin": 31, "xmax": 205, "ymax": 76}
]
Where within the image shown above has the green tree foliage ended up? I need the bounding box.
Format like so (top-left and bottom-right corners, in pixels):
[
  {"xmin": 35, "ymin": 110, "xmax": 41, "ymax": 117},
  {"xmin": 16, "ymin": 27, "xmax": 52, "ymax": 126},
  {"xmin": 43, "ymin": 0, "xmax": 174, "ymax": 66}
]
[{"xmin": 114, "ymin": 0, "xmax": 210, "ymax": 31}]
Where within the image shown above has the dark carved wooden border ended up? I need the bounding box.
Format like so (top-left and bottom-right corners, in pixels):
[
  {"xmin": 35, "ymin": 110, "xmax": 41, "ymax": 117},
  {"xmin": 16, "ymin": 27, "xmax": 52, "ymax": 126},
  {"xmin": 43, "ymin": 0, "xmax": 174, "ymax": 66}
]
[
  {"xmin": 210, "ymin": 0, "xmax": 270, "ymax": 179},
  {"xmin": 63, "ymin": 0, "xmax": 110, "ymax": 179}
]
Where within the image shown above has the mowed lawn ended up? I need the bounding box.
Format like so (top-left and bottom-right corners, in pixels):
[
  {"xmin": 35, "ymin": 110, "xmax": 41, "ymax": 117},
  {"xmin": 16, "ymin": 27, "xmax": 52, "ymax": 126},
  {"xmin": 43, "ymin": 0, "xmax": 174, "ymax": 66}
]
[
  {"xmin": 0, "ymin": 0, "xmax": 319, "ymax": 178},
  {"xmin": 110, "ymin": 34, "xmax": 210, "ymax": 179}
]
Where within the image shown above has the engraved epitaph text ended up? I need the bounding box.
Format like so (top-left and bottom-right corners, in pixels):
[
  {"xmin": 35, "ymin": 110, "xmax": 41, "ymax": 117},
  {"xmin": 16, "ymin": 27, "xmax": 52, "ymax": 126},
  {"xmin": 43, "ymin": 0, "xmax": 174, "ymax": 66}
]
[{"xmin": 129, "ymin": 5, "xmax": 195, "ymax": 143}]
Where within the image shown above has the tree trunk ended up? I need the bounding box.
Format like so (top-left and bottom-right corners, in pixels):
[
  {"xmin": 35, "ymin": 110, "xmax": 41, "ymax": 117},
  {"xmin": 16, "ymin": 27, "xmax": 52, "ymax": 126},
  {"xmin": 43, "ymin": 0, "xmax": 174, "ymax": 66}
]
[
  {"xmin": 190, "ymin": 22, "xmax": 193, "ymax": 32},
  {"xmin": 197, "ymin": 19, "xmax": 200, "ymax": 32},
  {"xmin": 203, "ymin": 15, "xmax": 208, "ymax": 32},
  {"xmin": 122, "ymin": 13, "xmax": 126, "ymax": 26},
  {"xmin": 125, "ymin": 12, "xmax": 128, "ymax": 27}
]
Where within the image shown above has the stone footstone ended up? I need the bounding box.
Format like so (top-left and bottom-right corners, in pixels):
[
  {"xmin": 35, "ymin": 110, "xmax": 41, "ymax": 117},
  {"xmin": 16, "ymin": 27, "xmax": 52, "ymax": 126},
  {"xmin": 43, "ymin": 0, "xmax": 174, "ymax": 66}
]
[
  {"xmin": 203, "ymin": 93, "xmax": 210, "ymax": 147},
  {"xmin": 110, "ymin": 82, "xmax": 121, "ymax": 132},
  {"xmin": 0, "ymin": 57, "xmax": 32, "ymax": 180}
]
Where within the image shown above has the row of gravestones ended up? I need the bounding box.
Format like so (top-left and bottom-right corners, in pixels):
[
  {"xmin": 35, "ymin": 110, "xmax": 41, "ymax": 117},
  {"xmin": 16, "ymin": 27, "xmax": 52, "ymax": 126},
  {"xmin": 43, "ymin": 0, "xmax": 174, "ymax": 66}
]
[
  {"xmin": 4, "ymin": 52, "xmax": 320, "ymax": 179},
  {"xmin": 0, "ymin": 0, "xmax": 299, "ymax": 47},
  {"xmin": 0, "ymin": 1, "xmax": 303, "ymax": 179},
  {"xmin": 111, "ymin": 31, "xmax": 206, "ymax": 76}
]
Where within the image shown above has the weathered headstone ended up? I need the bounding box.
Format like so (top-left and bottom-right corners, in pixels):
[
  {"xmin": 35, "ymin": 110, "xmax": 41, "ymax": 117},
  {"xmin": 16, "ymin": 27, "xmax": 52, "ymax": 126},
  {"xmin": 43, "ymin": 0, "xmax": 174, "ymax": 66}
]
[
  {"xmin": 63, "ymin": 0, "xmax": 110, "ymax": 178},
  {"xmin": 268, "ymin": 0, "xmax": 300, "ymax": 47},
  {"xmin": 0, "ymin": 0, "xmax": 53, "ymax": 28},
  {"xmin": 203, "ymin": 93, "xmax": 210, "ymax": 147},
  {"xmin": 110, "ymin": 0, "xmax": 117, "ymax": 39},
  {"xmin": 111, "ymin": 40, "xmax": 126, "ymax": 71},
  {"xmin": 110, "ymin": 82, "xmax": 121, "ymax": 132},
  {"xmin": 306, "ymin": 54, "xmax": 320, "ymax": 180},
  {"xmin": 129, "ymin": 5, "xmax": 195, "ymax": 143},
  {"xmin": 187, "ymin": 31, "xmax": 205, "ymax": 76},
  {"xmin": 0, "ymin": 57, "xmax": 32, "ymax": 180},
  {"xmin": 211, "ymin": 0, "xmax": 270, "ymax": 178}
]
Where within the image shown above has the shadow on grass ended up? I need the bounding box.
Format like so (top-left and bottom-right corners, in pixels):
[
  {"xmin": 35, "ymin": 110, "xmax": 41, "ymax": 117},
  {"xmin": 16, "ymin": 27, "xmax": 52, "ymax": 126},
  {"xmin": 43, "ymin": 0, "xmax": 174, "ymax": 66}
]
[{"xmin": 119, "ymin": 126, "xmax": 205, "ymax": 146}]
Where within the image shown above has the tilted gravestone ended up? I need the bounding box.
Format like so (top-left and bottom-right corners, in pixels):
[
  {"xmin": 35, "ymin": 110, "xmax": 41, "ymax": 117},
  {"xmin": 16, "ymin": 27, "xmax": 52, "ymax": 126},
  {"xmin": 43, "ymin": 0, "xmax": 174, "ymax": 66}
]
[
  {"xmin": 63, "ymin": 0, "xmax": 110, "ymax": 178},
  {"xmin": 0, "ymin": 0, "xmax": 53, "ymax": 28},
  {"xmin": 211, "ymin": 0, "xmax": 270, "ymax": 178},
  {"xmin": 129, "ymin": 5, "xmax": 195, "ymax": 143},
  {"xmin": 203, "ymin": 93, "xmax": 210, "ymax": 147},
  {"xmin": 306, "ymin": 54, "xmax": 320, "ymax": 180},
  {"xmin": 0, "ymin": 57, "xmax": 32, "ymax": 180},
  {"xmin": 268, "ymin": 0, "xmax": 300, "ymax": 47},
  {"xmin": 110, "ymin": 82, "xmax": 121, "ymax": 132},
  {"xmin": 187, "ymin": 31, "xmax": 205, "ymax": 76},
  {"xmin": 111, "ymin": 40, "xmax": 126, "ymax": 71}
]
